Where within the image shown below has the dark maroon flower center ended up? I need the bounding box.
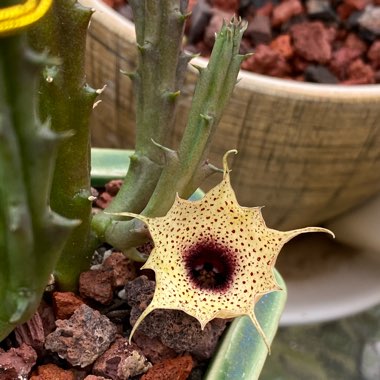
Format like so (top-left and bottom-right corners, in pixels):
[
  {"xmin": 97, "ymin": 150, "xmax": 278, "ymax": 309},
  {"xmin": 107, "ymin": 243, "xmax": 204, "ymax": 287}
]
[{"xmin": 183, "ymin": 240, "xmax": 236, "ymax": 292}]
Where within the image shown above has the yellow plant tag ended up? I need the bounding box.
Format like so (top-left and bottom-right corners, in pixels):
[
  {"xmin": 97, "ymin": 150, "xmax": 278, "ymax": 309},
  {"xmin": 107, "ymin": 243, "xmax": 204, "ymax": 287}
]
[
  {"xmin": 111, "ymin": 150, "xmax": 334, "ymax": 352},
  {"xmin": 0, "ymin": 0, "xmax": 52, "ymax": 36}
]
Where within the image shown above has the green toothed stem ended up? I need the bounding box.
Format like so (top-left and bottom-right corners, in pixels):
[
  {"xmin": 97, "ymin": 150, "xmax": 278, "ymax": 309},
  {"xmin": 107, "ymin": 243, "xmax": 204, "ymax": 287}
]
[
  {"xmin": 147, "ymin": 19, "xmax": 248, "ymax": 211},
  {"xmin": 91, "ymin": 0, "xmax": 191, "ymax": 239},
  {"xmin": 104, "ymin": 19, "xmax": 248, "ymax": 252},
  {"xmin": 29, "ymin": 0, "xmax": 97, "ymax": 291},
  {"xmin": 0, "ymin": 32, "xmax": 76, "ymax": 340}
]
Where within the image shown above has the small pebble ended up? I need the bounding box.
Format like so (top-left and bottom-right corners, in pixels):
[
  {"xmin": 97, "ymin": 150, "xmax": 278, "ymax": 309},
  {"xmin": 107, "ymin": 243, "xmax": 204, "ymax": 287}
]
[
  {"xmin": 93, "ymin": 337, "xmax": 152, "ymax": 379},
  {"xmin": 306, "ymin": 0, "xmax": 338, "ymax": 22},
  {"xmin": 271, "ymin": 0, "xmax": 304, "ymax": 27},
  {"xmin": 52, "ymin": 291, "xmax": 85, "ymax": 320},
  {"xmin": 141, "ymin": 354, "xmax": 194, "ymax": 380},
  {"xmin": 305, "ymin": 64, "xmax": 339, "ymax": 83},
  {"xmin": 358, "ymin": 6, "xmax": 380, "ymax": 39},
  {"xmin": 45, "ymin": 304, "xmax": 117, "ymax": 367},
  {"xmin": 79, "ymin": 269, "xmax": 114, "ymax": 305},
  {"xmin": 14, "ymin": 312, "xmax": 45, "ymax": 353},
  {"xmin": 102, "ymin": 251, "xmax": 137, "ymax": 288},
  {"xmin": 290, "ymin": 21, "xmax": 332, "ymax": 63},
  {"xmin": 246, "ymin": 14, "xmax": 272, "ymax": 44},
  {"xmin": 0, "ymin": 344, "xmax": 37, "ymax": 379}
]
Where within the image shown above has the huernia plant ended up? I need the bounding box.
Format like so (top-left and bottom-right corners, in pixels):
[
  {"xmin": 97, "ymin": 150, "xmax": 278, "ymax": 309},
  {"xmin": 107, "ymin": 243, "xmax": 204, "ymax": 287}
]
[
  {"xmin": 110, "ymin": 150, "xmax": 333, "ymax": 350},
  {"xmin": 0, "ymin": 0, "xmax": 333, "ymax": 360}
]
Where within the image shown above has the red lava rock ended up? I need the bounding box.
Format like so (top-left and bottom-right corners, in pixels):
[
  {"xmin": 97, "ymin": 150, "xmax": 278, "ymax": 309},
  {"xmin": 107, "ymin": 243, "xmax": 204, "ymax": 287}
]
[
  {"xmin": 14, "ymin": 311, "xmax": 45, "ymax": 352},
  {"xmin": 93, "ymin": 337, "xmax": 152, "ymax": 379},
  {"xmin": 141, "ymin": 355, "xmax": 194, "ymax": 380},
  {"xmin": 45, "ymin": 304, "xmax": 117, "ymax": 367},
  {"xmin": 270, "ymin": 34, "xmax": 294, "ymax": 59},
  {"xmin": 337, "ymin": 2, "xmax": 356, "ymax": 19},
  {"xmin": 245, "ymin": 14, "xmax": 272, "ymax": 45},
  {"xmin": 256, "ymin": 2, "xmax": 274, "ymax": 17},
  {"xmin": 271, "ymin": 0, "xmax": 303, "ymax": 27},
  {"xmin": 208, "ymin": 0, "xmax": 239, "ymax": 12},
  {"xmin": 290, "ymin": 21, "xmax": 332, "ymax": 63},
  {"xmin": 368, "ymin": 40, "xmax": 380, "ymax": 68},
  {"xmin": 30, "ymin": 364, "xmax": 75, "ymax": 380},
  {"xmin": 343, "ymin": 58, "xmax": 376, "ymax": 84},
  {"xmin": 52, "ymin": 291, "xmax": 85, "ymax": 319},
  {"xmin": 125, "ymin": 276, "xmax": 228, "ymax": 360},
  {"xmin": 242, "ymin": 44, "xmax": 291, "ymax": 77},
  {"xmin": 102, "ymin": 251, "xmax": 137, "ymax": 288},
  {"xmin": 291, "ymin": 56, "xmax": 309, "ymax": 73},
  {"xmin": 106, "ymin": 0, "xmax": 380, "ymax": 85},
  {"xmin": 344, "ymin": 0, "xmax": 369, "ymax": 11},
  {"xmin": 345, "ymin": 32, "xmax": 367, "ymax": 54},
  {"xmin": 84, "ymin": 376, "xmax": 111, "ymax": 380},
  {"xmin": 104, "ymin": 179, "xmax": 123, "ymax": 196},
  {"xmin": 325, "ymin": 25, "xmax": 337, "ymax": 44},
  {"xmin": 37, "ymin": 300, "xmax": 56, "ymax": 337},
  {"xmin": 329, "ymin": 46, "xmax": 363, "ymax": 79},
  {"xmin": 204, "ymin": 9, "xmax": 234, "ymax": 48},
  {"xmin": 95, "ymin": 191, "xmax": 113, "ymax": 209},
  {"xmin": 0, "ymin": 343, "xmax": 37, "ymax": 379},
  {"xmin": 375, "ymin": 69, "xmax": 380, "ymax": 82},
  {"xmin": 79, "ymin": 269, "xmax": 114, "ymax": 304},
  {"xmin": 132, "ymin": 331, "xmax": 177, "ymax": 364}
]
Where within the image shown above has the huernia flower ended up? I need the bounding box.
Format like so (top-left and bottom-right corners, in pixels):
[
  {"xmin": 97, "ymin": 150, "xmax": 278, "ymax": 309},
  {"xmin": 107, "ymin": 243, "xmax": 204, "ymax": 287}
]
[{"xmin": 112, "ymin": 150, "xmax": 333, "ymax": 351}]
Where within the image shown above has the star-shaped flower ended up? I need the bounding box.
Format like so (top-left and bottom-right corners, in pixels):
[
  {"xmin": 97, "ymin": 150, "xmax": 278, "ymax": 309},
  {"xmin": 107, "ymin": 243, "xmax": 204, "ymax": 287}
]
[{"xmin": 114, "ymin": 151, "xmax": 333, "ymax": 350}]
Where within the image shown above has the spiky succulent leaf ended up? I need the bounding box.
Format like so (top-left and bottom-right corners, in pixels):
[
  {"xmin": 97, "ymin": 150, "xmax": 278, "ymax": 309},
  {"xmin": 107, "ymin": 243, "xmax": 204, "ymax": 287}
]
[{"xmin": 0, "ymin": 27, "xmax": 75, "ymax": 339}]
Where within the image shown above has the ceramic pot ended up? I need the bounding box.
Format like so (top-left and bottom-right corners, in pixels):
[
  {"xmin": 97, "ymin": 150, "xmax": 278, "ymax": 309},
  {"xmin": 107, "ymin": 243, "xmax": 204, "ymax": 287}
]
[
  {"xmin": 91, "ymin": 147, "xmax": 287, "ymax": 379},
  {"xmin": 82, "ymin": 0, "xmax": 380, "ymax": 232}
]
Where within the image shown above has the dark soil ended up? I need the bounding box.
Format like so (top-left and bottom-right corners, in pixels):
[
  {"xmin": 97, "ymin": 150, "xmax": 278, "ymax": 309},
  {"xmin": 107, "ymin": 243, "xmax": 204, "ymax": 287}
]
[
  {"xmin": 105, "ymin": 0, "xmax": 380, "ymax": 84},
  {"xmin": 0, "ymin": 180, "xmax": 228, "ymax": 380}
]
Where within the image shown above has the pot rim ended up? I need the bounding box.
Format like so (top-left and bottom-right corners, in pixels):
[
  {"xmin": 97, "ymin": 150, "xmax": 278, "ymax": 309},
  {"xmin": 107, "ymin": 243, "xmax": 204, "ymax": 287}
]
[{"xmin": 84, "ymin": 0, "xmax": 380, "ymax": 102}]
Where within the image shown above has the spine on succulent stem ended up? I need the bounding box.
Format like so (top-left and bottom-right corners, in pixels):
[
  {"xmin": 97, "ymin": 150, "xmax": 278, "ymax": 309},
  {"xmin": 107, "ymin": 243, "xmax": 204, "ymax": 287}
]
[
  {"xmin": 104, "ymin": 18, "xmax": 248, "ymax": 252},
  {"xmin": 0, "ymin": 30, "xmax": 76, "ymax": 340},
  {"xmin": 92, "ymin": 0, "xmax": 191, "ymax": 238},
  {"xmin": 28, "ymin": 0, "xmax": 98, "ymax": 291}
]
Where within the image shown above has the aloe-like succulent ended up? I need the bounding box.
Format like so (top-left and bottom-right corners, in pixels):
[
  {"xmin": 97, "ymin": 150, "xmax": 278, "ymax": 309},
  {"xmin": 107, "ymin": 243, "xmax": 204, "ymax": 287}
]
[
  {"xmin": 110, "ymin": 151, "xmax": 333, "ymax": 351},
  {"xmin": 0, "ymin": 0, "xmax": 76, "ymax": 340}
]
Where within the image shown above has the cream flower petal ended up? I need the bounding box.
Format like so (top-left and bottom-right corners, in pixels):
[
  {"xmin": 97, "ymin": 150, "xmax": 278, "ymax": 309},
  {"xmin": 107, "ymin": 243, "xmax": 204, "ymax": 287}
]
[{"xmin": 111, "ymin": 150, "xmax": 334, "ymax": 352}]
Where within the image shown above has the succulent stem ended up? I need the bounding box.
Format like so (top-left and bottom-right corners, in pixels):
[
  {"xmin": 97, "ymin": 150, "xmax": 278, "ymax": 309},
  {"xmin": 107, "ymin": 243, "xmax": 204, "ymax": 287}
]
[
  {"xmin": 103, "ymin": 18, "xmax": 248, "ymax": 252},
  {"xmin": 0, "ymin": 32, "xmax": 75, "ymax": 340},
  {"xmin": 92, "ymin": 0, "xmax": 191, "ymax": 238},
  {"xmin": 29, "ymin": 0, "xmax": 98, "ymax": 291}
]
